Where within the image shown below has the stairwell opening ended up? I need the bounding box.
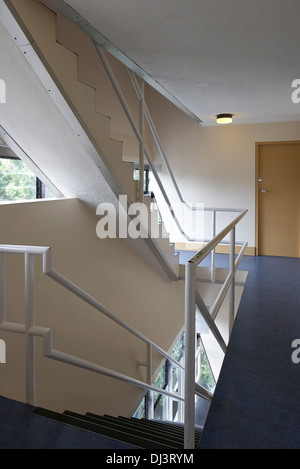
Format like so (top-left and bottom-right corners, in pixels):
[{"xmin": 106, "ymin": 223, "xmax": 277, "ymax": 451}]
[{"xmin": 133, "ymin": 331, "xmax": 215, "ymax": 423}]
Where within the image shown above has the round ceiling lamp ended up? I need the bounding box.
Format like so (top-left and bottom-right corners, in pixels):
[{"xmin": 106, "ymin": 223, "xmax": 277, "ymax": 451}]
[{"xmin": 216, "ymin": 113, "xmax": 233, "ymax": 124}]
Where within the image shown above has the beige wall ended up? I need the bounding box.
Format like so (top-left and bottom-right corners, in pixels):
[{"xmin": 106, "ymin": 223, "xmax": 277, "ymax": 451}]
[
  {"xmin": 13, "ymin": 0, "xmax": 300, "ymax": 252},
  {"xmin": 146, "ymin": 85, "xmax": 300, "ymax": 249},
  {"xmin": 0, "ymin": 199, "xmax": 185, "ymax": 416}
]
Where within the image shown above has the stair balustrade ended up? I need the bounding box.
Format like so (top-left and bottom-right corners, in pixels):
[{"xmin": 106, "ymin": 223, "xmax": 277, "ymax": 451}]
[
  {"xmin": 0, "ymin": 205, "xmax": 247, "ymax": 449},
  {"xmin": 0, "ymin": 2, "xmax": 248, "ymax": 448}
]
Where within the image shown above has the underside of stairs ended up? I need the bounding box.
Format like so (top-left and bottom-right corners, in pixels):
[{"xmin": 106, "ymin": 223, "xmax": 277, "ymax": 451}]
[{"xmin": 0, "ymin": 0, "xmax": 180, "ymax": 281}]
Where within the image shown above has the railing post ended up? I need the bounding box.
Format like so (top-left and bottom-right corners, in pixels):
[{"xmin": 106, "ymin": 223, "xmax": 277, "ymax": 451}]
[
  {"xmin": 167, "ymin": 360, "xmax": 173, "ymax": 421},
  {"xmin": 146, "ymin": 343, "xmax": 154, "ymax": 419},
  {"xmin": 211, "ymin": 210, "xmax": 216, "ymax": 283},
  {"xmin": 139, "ymin": 79, "xmax": 144, "ymax": 203},
  {"xmin": 184, "ymin": 260, "xmax": 196, "ymax": 449},
  {"xmin": 229, "ymin": 227, "xmax": 236, "ymax": 336},
  {"xmin": 179, "ymin": 366, "xmax": 184, "ymax": 422},
  {"xmin": 24, "ymin": 253, "xmax": 35, "ymax": 406}
]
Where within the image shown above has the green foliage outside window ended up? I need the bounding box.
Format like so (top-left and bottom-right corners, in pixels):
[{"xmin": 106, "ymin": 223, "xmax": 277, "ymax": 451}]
[
  {"xmin": 133, "ymin": 331, "xmax": 215, "ymax": 420},
  {"xmin": 198, "ymin": 341, "xmax": 215, "ymax": 391},
  {"xmin": 0, "ymin": 157, "xmax": 55, "ymax": 201},
  {"xmin": 0, "ymin": 158, "xmax": 37, "ymax": 201}
]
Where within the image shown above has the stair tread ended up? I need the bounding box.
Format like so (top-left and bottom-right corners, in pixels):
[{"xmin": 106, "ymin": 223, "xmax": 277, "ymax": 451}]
[
  {"xmin": 87, "ymin": 413, "xmax": 185, "ymax": 441},
  {"xmin": 65, "ymin": 411, "xmax": 184, "ymax": 447},
  {"xmin": 100, "ymin": 413, "xmax": 201, "ymax": 446},
  {"xmin": 34, "ymin": 407, "xmax": 180, "ymax": 449},
  {"xmin": 118, "ymin": 415, "xmax": 185, "ymax": 435},
  {"xmin": 139, "ymin": 418, "xmax": 203, "ymax": 442}
]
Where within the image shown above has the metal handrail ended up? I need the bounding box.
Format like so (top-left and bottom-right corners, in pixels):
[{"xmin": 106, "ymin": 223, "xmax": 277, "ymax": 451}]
[
  {"xmin": 94, "ymin": 44, "xmax": 191, "ymax": 241},
  {"xmin": 188, "ymin": 210, "xmax": 248, "ymax": 266},
  {"xmin": 0, "ymin": 244, "xmax": 212, "ymax": 412},
  {"xmin": 0, "ymin": 202, "xmax": 246, "ymax": 448},
  {"xmin": 95, "ymin": 45, "xmax": 247, "ymax": 247},
  {"xmin": 184, "ymin": 208, "xmax": 248, "ymax": 448},
  {"xmin": 128, "ymin": 69, "xmax": 185, "ymax": 206},
  {"xmin": 127, "ymin": 69, "xmax": 245, "ymax": 232}
]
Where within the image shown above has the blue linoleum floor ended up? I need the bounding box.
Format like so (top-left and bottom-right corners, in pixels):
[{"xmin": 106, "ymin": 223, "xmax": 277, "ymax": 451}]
[{"xmin": 193, "ymin": 253, "xmax": 300, "ymax": 449}]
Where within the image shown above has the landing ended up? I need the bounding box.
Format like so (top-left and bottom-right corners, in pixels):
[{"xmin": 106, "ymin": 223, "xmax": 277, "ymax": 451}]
[{"xmin": 199, "ymin": 254, "xmax": 300, "ymax": 449}]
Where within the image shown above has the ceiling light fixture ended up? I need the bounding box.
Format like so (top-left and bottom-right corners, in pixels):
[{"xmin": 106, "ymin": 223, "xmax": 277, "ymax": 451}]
[{"xmin": 216, "ymin": 113, "xmax": 233, "ymax": 124}]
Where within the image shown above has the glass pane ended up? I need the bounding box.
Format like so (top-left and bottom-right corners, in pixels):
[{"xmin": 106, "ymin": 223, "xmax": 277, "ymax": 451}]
[
  {"xmin": 154, "ymin": 393, "xmax": 166, "ymax": 420},
  {"xmin": 198, "ymin": 340, "xmax": 216, "ymax": 392},
  {"xmin": 0, "ymin": 158, "xmax": 37, "ymax": 201},
  {"xmin": 133, "ymin": 168, "xmax": 149, "ymax": 193},
  {"xmin": 133, "ymin": 397, "xmax": 146, "ymax": 419},
  {"xmin": 0, "ymin": 158, "xmax": 55, "ymax": 201}
]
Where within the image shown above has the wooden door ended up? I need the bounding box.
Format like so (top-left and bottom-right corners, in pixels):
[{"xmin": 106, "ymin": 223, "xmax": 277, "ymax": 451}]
[{"xmin": 256, "ymin": 142, "xmax": 300, "ymax": 257}]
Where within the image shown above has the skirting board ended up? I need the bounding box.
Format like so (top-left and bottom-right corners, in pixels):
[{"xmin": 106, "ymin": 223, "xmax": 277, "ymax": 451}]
[{"xmin": 175, "ymin": 242, "xmax": 255, "ymax": 256}]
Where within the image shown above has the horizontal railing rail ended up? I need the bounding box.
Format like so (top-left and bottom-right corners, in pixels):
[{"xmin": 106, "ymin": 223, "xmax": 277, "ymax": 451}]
[
  {"xmin": 0, "ymin": 37, "xmax": 248, "ymax": 449},
  {"xmin": 93, "ymin": 44, "xmax": 244, "ymax": 246},
  {"xmin": 184, "ymin": 208, "xmax": 248, "ymax": 448},
  {"xmin": 94, "ymin": 44, "xmax": 190, "ymax": 241},
  {"xmin": 127, "ymin": 65, "xmax": 247, "ymax": 249},
  {"xmin": 0, "ymin": 202, "xmax": 246, "ymax": 448},
  {"xmin": 0, "ymin": 244, "xmax": 212, "ymax": 414}
]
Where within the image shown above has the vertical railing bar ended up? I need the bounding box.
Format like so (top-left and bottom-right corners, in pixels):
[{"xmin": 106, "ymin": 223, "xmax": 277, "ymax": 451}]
[
  {"xmin": 24, "ymin": 253, "xmax": 35, "ymax": 406},
  {"xmin": 139, "ymin": 79, "xmax": 145, "ymax": 203},
  {"xmin": 229, "ymin": 227, "xmax": 236, "ymax": 336},
  {"xmin": 128, "ymin": 69, "xmax": 185, "ymax": 205},
  {"xmin": 184, "ymin": 260, "xmax": 196, "ymax": 449},
  {"xmin": 146, "ymin": 343, "xmax": 154, "ymax": 420},
  {"xmin": 0, "ymin": 252, "xmax": 6, "ymax": 324},
  {"xmin": 167, "ymin": 360, "xmax": 172, "ymax": 421},
  {"xmin": 94, "ymin": 44, "xmax": 190, "ymax": 239},
  {"xmin": 180, "ymin": 365, "xmax": 184, "ymax": 422},
  {"xmin": 211, "ymin": 210, "xmax": 216, "ymax": 283}
]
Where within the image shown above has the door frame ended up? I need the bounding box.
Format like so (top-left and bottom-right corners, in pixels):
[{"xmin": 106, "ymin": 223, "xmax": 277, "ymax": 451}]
[{"xmin": 255, "ymin": 140, "xmax": 300, "ymax": 256}]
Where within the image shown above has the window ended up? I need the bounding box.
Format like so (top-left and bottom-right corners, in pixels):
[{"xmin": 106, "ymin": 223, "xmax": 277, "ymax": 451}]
[
  {"xmin": 133, "ymin": 332, "xmax": 215, "ymax": 422},
  {"xmin": 0, "ymin": 156, "xmax": 55, "ymax": 202},
  {"xmin": 133, "ymin": 164, "xmax": 150, "ymax": 194}
]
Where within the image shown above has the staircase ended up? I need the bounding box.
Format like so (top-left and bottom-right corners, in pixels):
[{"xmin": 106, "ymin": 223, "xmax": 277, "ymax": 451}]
[
  {"xmin": 0, "ymin": 394, "xmax": 202, "ymax": 449},
  {"xmin": 33, "ymin": 407, "xmax": 202, "ymax": 449},
  {"xmin": 2, "ymin": 0, "xmax": 180, "ymax": 280}
]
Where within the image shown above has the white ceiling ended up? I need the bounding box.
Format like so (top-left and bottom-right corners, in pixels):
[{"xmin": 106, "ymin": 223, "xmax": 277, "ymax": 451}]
[{"xmin": 64, "ymin": 0, "xmax": 300, "ymax": 126}]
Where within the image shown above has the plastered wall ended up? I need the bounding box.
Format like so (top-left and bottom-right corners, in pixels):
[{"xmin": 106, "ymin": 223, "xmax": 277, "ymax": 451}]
[
  {"xmin": 0, "ymin": 199, "xmax": 185, "ymax": 416},
  {"xmin": 146, "ymin": 85, "xmax": 300, "ymax": 250}
]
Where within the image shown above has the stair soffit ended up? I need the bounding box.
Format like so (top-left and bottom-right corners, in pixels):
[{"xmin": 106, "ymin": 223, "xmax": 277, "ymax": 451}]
[
  {"xmin": 0, "ymin": 0, "xmax": 179, "ymax": 281},
  {"xmin": 39, "ymin": 0, "xmax": 201, "ymax": 125}
]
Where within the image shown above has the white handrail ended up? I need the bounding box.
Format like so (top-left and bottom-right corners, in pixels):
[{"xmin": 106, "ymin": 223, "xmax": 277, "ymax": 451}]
[
  {"xmin": 128, "ymin": 69, "xmax": 185, "ymax": 206},
  {"xmin": 127, "ymin": 68, "xmax": 245, "ymax": 237},
  {"xmin": 188, "ymin": 210, "xmax": 248, "ymax": 266},
  {"xmin": 0, "ymin": 202, "xmax": 246, "ymax": 448},
  {"xmin": 0, "ymin": 244, "xmax": 213, "ymax": 410},
  {"xmin": 95, "ymin": 45, "xmax": 246, "ymax": 247},
  {"xmin": 91, "ymin": 43, "xmax": 247, "ymax": 256},
  {"xmin": 184, "ymin": 209, "xmax": 248, "ymax": 448},
  {"xmin": 93, "ymin": 44, "xmax": 190, "ymax": 241}
]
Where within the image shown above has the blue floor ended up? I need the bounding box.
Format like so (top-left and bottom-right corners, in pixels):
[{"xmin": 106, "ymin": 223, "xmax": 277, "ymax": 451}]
[{"xmin": 195, "ymin": 253, "xmax": 300, "ymax": 449}]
